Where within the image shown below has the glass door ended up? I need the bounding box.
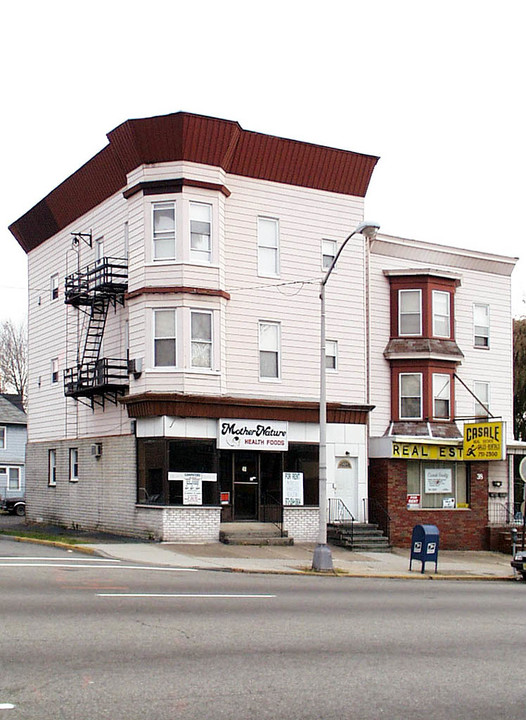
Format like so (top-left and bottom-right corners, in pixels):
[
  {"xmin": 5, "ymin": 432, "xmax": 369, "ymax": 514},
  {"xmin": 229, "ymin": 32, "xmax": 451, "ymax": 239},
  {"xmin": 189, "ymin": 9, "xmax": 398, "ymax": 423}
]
[{"xmin": 234, "ymin": 452, "xmax": 259, "ymax": 520}]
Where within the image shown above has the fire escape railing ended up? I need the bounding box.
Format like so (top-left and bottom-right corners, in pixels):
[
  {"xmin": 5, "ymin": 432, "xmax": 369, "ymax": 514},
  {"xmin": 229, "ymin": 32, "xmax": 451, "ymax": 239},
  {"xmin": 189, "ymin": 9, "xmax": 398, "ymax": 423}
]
[{"xmin": 64, "ymin": 257, "xmax": 129, "ymax": 407}]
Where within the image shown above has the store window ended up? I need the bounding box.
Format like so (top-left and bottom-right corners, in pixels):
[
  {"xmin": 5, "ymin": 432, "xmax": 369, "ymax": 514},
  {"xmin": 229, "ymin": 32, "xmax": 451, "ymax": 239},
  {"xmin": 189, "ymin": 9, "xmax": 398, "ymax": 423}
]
[{"xmin": 407, "ymin": 461, "xmax": 469, "ymax": 509}]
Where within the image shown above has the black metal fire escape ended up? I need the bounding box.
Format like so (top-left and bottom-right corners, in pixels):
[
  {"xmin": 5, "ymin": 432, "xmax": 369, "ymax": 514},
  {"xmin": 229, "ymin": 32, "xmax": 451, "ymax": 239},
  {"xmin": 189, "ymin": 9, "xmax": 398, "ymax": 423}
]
[{"xmin": 64, "ymin": 257, "xmax": 129, "ymax": 408}]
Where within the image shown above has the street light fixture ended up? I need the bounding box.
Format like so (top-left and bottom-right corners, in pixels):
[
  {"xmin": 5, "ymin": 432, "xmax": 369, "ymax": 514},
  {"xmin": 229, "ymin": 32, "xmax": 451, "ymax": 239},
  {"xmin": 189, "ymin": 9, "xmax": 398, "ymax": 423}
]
[{"xmin": 312, "ymin": 221, "xmax": 381, "ymax": 572}]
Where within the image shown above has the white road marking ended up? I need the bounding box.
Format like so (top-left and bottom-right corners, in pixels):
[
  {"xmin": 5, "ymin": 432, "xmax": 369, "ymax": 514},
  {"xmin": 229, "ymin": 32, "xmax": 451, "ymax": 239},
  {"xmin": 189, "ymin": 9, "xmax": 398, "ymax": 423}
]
[
  {"xmin": 97, "ymin": 593, "xmax": 276, "ymax": 598},
  {"xmin": 0, "ymin": 703, "xmax": 15, "ymax": 709},
  {"xmin": 0, "ymin": 563, "xmax": 197, "ymax": 571},
  {"xmin": 0, "ymin": 556, "xmax": 118, "ymax": 562}
]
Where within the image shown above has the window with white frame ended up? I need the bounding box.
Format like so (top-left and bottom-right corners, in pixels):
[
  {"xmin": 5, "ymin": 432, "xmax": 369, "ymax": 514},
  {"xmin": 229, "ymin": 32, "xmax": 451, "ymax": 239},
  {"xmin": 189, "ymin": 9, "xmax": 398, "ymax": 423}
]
[
  {"xmin": 190, "ymin": 202, "xmax": 212, "ymax": 263},
  {"xmin": 257, "ymin": 218, "xmax": 279, "ymax": 277},
  {"xmin": 123, "ymin": 221, "xmax": 129, "ymax": 259},
  {"xmin": 399, "ymin": 373, "xmax": 422, "ymax": 419},
  {"xmin": 95, "ymin": 237, "xmax": 104, "ymax": 262},
  {"xmin": 8, "ymin": 467, "xmax": 20, "ymax": 491},
  {"xmin": 48, "ymin": 449, "xmax": 57, "ymax": 487},
  {"xmin": 473, "ymin": 304, "xmax": 490, "ymax": 348},
  {"xmin": 474, "ymin": 381, "xmax": 490, "ymax": 418},
  {"xmin": 154, "ymin": 310, "xmax": 177, "ymax": 367},
  {"xmin": 191, "ymin": 311, "xmax": 213, "ymax": 369},
  {"xmin": 322, "ymin": 239, "xmax": 336, "ymax": 270},
  {"xmin": 432, "ymin": 291, "xmax": 450, "ymax": 338},
  {"xmin": 153, "ymin": 202, "xmax": 176, "ymax": 260},
  {"xmin": 0, "ymin": 427, "xmax": 5, "ymax": 449},
  {"xmin": 69, "ymin": 448, "xmax": 79, "ymax": 482},
  {"xmin": 259, "ymin": 321, "xmax": 280, "ymax": 379},
  {"xmin": 326, "ymin": 340, "xmax": 338, "ymax": 370},
  {"xmin": 433, "ymin": 373, "xmax": 451, "ymax": 419},
  {"xmin": 399, "ymin": 290, "xmax": 422, "ymax": 336},
  {"xmin": 51, "ymin": 274, "xmax": 59, "ymax": 301},
  {"xmin": 51, "ymin": 358, "xmax": 59, "ymax": 384}
]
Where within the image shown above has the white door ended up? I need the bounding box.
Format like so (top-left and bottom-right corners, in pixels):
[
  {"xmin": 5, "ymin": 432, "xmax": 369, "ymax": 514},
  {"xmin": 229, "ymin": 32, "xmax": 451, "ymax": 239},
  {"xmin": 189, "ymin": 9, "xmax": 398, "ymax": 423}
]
[{"xmin": 333, "ymin": 458, "xmax": 359, "ymax": 521}]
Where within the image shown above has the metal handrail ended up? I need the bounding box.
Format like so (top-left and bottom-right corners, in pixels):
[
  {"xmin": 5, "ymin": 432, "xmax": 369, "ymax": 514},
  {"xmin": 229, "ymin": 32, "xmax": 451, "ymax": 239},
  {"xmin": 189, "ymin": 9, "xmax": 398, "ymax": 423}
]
[
  {"xmin": 488, "ymin": 501, "xmax": 523, "ymax": 526},
  {"xmin": 64, "ymin": 357, "xmax": 129, "ymax": 395},
  {"xmin": 367, "ymin": 497, "xmax": 392, "ymax": 542},
  {"xmin": 65, "ymin": 257, "xmax": 128, "ymax": 301},
  {"xmin": 328, "ymin": 498, "xmax": 355, "ymax": 548},
  {"xmin": 260, "ymin": 491, "xmax": 284, "ymax": 536}
]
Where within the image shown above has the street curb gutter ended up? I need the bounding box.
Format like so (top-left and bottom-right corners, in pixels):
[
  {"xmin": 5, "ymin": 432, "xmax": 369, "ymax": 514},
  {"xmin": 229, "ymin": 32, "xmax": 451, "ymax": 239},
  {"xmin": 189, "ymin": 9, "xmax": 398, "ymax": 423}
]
[{"xmin": 11, "ymin": 536, "xmax": 99, "ymax": 556}]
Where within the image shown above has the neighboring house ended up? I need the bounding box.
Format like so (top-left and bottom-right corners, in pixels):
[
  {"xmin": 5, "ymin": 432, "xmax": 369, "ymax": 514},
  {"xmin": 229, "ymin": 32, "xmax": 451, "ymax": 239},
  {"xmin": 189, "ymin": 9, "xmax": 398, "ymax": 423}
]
[
  {"xmin": 0, "ymin": 394, "xmax": 27, "ymax": 503},
  {"xmin": 7, "ymin": 111, "xmax": 520, "ymax": 549}
]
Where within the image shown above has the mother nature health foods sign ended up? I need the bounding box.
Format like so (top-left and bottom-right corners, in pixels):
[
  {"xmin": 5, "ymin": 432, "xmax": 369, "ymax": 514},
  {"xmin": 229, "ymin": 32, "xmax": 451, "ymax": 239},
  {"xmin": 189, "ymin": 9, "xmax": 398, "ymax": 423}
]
[{"xmin": 217, "ymin": 419, "xmax": 289, "ymax": 451}]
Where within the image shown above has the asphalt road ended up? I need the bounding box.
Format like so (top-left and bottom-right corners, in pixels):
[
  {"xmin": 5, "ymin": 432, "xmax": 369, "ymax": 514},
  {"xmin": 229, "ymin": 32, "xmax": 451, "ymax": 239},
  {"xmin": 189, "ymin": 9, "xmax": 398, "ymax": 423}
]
[{"xmin": 0, "ymin": 536, "xmax": 525, "ymax": 720}]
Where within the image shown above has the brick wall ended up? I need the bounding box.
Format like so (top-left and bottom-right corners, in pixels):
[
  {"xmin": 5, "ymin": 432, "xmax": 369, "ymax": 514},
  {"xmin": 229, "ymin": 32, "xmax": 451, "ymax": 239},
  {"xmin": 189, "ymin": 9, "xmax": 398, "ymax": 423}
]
[
  {"xmin": 161, "ymin": 507, "xmax": 221, "ymax": 542},
  {"xmin": 369, "ymin": 458, "xmax": 489, "ymax": 550},
  {"xmin": 283, "ymin": 506, "xmax": 319, "ymax": 542}
]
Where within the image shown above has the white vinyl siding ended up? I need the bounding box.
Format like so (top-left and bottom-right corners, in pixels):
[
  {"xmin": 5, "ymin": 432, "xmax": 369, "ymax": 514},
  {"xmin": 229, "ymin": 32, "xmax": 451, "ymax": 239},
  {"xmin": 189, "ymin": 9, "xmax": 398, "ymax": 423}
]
[
  {"xmin": 190, "ymin": 202, "xmax": 212, "ymax": 264},
  {"xmin": 259, "ymin": 321, "xmax": 280, "ymax": 379},
  {"xmin": 153, "ymin": 202, "xmax": 176, "ymax": 260},
  {"xmin": 191, "ymin": 311, "xmax": 213, "ymax": 369},
  {"xmin": 399, "ymin": 289, "xmax": 422, "ymax": 336},
  {"xmin": 257, "ymin": 217, "xmax": 279, "ymax": 277},
  {"xmin": 154, "ymin": 310, "xmax": 177, "ymax": 367},
  {"xmin": 433, "ymin": 373, "xmax": 450, "ymax": 419},
  {"xmin": 433, "ymin": 290, "xmax": 450, "ymax": 338},
  {"xmin": 473, "ymin": 304, "xmax": 490, "ymax": 348},
  {"xmin": 400, "ymin": 373, "xmax": 422, "ymax": 419}
]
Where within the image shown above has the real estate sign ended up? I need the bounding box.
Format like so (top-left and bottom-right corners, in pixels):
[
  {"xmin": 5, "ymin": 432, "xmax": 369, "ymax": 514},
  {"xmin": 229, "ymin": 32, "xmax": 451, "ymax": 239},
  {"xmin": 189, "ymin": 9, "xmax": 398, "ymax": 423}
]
[{"xmin": 463, "ymin": 421, "xmax": 505, "ymax": 461}]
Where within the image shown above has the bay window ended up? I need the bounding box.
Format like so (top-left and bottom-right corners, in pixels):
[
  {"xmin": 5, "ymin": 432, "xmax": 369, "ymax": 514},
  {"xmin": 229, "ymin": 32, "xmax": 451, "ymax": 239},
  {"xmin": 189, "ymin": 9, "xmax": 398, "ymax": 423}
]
[
  {"xmin": 433, "ymin": 374, "xmax": 450, "ymax": 419},
  {"xmin": 432, "ymin": 291, "xmax": 450, "ymax": 337},
  {"xmin": 399, "ymin": 289, "xmax": 422, "ymax": 336},
  {"xmin": 154, "ymin": 310, "xmax": 177, "ymax": 367},
  {"xmin": 153, "ymin": 202, "xmax": 176, "ymax": 260},
  {"xmin": 191, "ymin": 311, "xmax": 213, "ymax": 369},
  {"xmin": 400, "ymin": 373, "xmax": 422, "ymax": 419},
  {"xmin": 190, "ymin": 202, "xmax": 212, "ymax": 263}
]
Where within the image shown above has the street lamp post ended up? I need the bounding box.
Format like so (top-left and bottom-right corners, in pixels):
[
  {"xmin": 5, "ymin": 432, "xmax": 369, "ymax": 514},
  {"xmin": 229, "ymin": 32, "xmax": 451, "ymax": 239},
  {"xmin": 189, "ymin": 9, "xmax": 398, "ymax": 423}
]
[{"xmin": 312, "ymin": 221, "xmax": 380, "ymax": 572}]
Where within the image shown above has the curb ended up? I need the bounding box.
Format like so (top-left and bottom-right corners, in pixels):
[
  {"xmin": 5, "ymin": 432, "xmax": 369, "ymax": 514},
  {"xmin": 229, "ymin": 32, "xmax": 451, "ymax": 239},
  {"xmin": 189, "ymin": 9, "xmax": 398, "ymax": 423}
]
[{"xmin": 11, "ymin": 536, "xmax": 100, "ymax": 556}]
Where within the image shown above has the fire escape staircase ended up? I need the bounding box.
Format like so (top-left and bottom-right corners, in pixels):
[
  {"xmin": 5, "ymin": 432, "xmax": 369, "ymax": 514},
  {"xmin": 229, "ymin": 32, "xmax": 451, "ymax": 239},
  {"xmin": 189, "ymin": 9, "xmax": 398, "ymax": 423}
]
[{"xmin": 64, "ymin": 257, "xmax": 129, "ymax": 408}]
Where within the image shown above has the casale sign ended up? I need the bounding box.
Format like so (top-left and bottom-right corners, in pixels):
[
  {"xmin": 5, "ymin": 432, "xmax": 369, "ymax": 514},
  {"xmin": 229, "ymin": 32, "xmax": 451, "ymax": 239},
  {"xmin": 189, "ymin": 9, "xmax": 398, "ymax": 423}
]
[{"xmin": 218, "ymin": 419, "xmax": 288, "ymax": 451}]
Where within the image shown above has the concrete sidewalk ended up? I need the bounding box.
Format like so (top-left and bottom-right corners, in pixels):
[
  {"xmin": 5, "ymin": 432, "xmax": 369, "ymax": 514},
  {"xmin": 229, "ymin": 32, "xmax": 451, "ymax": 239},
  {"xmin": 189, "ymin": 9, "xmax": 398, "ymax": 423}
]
[{"xmin": 84, "ymin": 540, "xmax": 518, "ymax": 580}]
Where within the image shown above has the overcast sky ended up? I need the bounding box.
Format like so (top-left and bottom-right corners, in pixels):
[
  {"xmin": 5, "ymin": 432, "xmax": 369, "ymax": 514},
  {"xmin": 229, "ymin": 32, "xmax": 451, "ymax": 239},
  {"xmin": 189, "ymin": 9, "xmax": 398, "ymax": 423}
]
[{"xmin": 1, "ymin": 0, "xmax": 524, "ymax": 324}]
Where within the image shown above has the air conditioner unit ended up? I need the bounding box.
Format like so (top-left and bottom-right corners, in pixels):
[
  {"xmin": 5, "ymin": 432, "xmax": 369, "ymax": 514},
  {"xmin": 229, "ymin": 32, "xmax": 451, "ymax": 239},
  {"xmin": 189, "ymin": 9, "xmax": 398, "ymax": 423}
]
[{"xmin": 91, "ymin": 443, "xmax": 102, "ymax": 458}]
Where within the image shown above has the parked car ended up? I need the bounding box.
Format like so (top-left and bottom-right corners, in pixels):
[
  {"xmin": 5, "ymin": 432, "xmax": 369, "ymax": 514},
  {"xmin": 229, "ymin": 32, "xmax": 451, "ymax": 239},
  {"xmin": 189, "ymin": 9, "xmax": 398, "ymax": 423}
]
[
  {"xmin": 1, "ymin": 497, "xmax": 25, "ymax": 516},
  {"xmin": 511, "ymin": 550, "xmax": 526, "ymax": 580}
]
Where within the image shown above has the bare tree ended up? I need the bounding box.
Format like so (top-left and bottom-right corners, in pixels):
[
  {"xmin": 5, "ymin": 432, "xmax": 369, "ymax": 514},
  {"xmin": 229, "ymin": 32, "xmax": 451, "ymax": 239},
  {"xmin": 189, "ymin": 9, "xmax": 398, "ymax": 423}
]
[{"xmin": 0, "ymin": 319, "xmax": 27, "ymax": 404}]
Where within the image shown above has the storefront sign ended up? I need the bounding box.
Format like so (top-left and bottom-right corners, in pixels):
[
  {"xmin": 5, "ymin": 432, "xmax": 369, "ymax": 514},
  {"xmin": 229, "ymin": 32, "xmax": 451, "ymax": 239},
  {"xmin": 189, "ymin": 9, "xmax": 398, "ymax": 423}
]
[
  {"xmin": 463, "ymin": 421, "xmax": 504, "ymax": 461},
  {"xmin": 183, "ymin": 478, "xmax": 202, "ymax": 505},
  {"xmin": 283, "ymin": 472, "xmax": 304, "ymax": 506},
  {"xmin": 218, "ymin": 419, "xmax": 288, "ymax": 451},
  {"xmin": 392, "ymin": 442, "xmax": 463, "ymax": 460},
  {"xmin": 425, "ymin": 468, "xmax": 453, "ymax": 493}
]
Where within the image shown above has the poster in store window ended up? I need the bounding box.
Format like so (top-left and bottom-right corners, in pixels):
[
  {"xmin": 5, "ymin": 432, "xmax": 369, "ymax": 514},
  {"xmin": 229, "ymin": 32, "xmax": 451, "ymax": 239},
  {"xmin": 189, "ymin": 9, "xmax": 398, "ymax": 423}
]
[
  {"xmin": 183, "ymin": 477, "xmax": 203, "ymax": 505},
  {"xmin": 283, "ymin": 472, "xmax": 304, "ymax": 506},
  {"xmin": 424, "ymin": 468, "xmax": 453, "ymax": 494}
]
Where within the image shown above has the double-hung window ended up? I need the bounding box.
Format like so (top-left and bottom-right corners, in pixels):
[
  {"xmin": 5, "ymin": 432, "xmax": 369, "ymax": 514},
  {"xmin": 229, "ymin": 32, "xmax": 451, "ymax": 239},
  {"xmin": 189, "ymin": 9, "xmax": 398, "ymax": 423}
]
[
  {"xmin": 474, "ymin": 381, "xmax": 490, "ymax": 418},
  {"xmin": 69, "ymin": 448, "xmax": 79, "ymax": 483},
  {"xmin": 259, "ymin": 321, "xmax": 280, "ymax": 379},
  {"xmin": 322, "ymin": 239, "xmax": 336, "ymax": 271},
  {"xmin": 8, "ymin": 467, "xmax": 20, "ymax": 492},
  {"xmin": 399, "ymin": 373, "xmax": 422, "ymax": 419},
  {"xmin": 399, "ymin": 290, "xmax": 422, "ymax": 336},
  {"xmin": 154, "ymin": 310, "xmax": 177, "ymax": 367},
  {"xmin": 258, "ymin": 218, "xmax": 279, "ymax": 277},
  {"xmin": 432, "ymin": 291, "xmax": 450, "ymax": 337},
  {"xmin": 433, "ymin": 374, "xmax": 450, "ymax": 419},
  {"xmin": 191, "ymin": 311, "xmax": 213, "ymax": 369},
  {"xmin": 51, "ymin": 358, "xmax": 59, "ymax": 384},
  {"xmin": 190, "ymin": 202, "xmax": 212, "ymax": 263},
  {"xmin": 326, "ymin": 340, "xmax": 338, "ymax": 370},
  {"xmin": 48, "ymin": 449, "xmax": 57, "ymax": 487},
  {"xmin": 474, "ymin": 304, "xmax": 490, "ymax": 348},
  {"xmin": 153, "ymin": 202, "xmax": 176, "ymax": 260},
  {"xmin": 0, "ymin": 427, "xmax": 5, "ymax": 449},
  {"xmin": 51, "ymin": 274, "xmax": 59, "ymax": 301}
]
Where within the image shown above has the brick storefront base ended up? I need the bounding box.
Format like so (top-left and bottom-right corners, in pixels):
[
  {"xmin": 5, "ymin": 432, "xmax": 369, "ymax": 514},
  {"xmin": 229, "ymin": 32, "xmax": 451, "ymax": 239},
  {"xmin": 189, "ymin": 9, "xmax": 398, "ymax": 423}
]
[
  {"xmin": 136, "ymin": 506, "xmax": 222, "ymax": 542},
  {"xmin": 369, "ymin": 458, "xmax": 489, "ymax": 550},
  {"xmin": 283, "ymin": 506, "xmax": 319, "ymax": 542}
]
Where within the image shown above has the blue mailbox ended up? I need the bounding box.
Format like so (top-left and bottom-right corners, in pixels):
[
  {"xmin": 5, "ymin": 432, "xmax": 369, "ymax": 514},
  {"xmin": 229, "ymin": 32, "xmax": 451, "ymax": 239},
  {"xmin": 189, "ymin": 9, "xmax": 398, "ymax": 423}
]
[{"xmin": 409, "ymin": 524, "xmax": 439, "ymax": 573}]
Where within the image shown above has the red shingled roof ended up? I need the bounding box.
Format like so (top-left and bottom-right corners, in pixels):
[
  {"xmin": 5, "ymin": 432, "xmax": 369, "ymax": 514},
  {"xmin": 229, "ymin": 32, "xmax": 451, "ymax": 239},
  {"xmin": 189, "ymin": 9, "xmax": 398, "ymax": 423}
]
[{"xmin": 9, "ymin": 112, "xmax": 379, "ymax": 253}]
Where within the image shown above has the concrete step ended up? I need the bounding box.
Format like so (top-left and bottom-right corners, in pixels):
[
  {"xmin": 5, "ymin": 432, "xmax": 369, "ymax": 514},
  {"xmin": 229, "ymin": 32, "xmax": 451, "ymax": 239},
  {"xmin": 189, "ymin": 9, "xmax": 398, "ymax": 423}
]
[
  {"xmin": 220, "ymin": 522, "xmax": 292, "ymax": 546},
  {"xmin": 220, "ymin": 535, "xmax": 294, "ymax": 546}
]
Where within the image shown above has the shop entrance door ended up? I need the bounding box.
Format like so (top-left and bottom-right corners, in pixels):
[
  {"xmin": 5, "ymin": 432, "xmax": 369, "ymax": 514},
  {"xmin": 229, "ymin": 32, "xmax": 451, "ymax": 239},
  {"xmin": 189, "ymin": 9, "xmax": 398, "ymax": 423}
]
[{"xmin": 233, "ymin": 452, "xmax": 259, "ymax": 520}]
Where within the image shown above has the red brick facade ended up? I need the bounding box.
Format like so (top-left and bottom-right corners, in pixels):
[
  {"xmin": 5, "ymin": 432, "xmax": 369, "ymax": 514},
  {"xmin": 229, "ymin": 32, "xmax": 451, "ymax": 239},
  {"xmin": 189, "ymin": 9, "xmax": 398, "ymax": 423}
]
[{"xmin": 369, "ymin": 458, "xmax": 490, "ymax": 550}]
